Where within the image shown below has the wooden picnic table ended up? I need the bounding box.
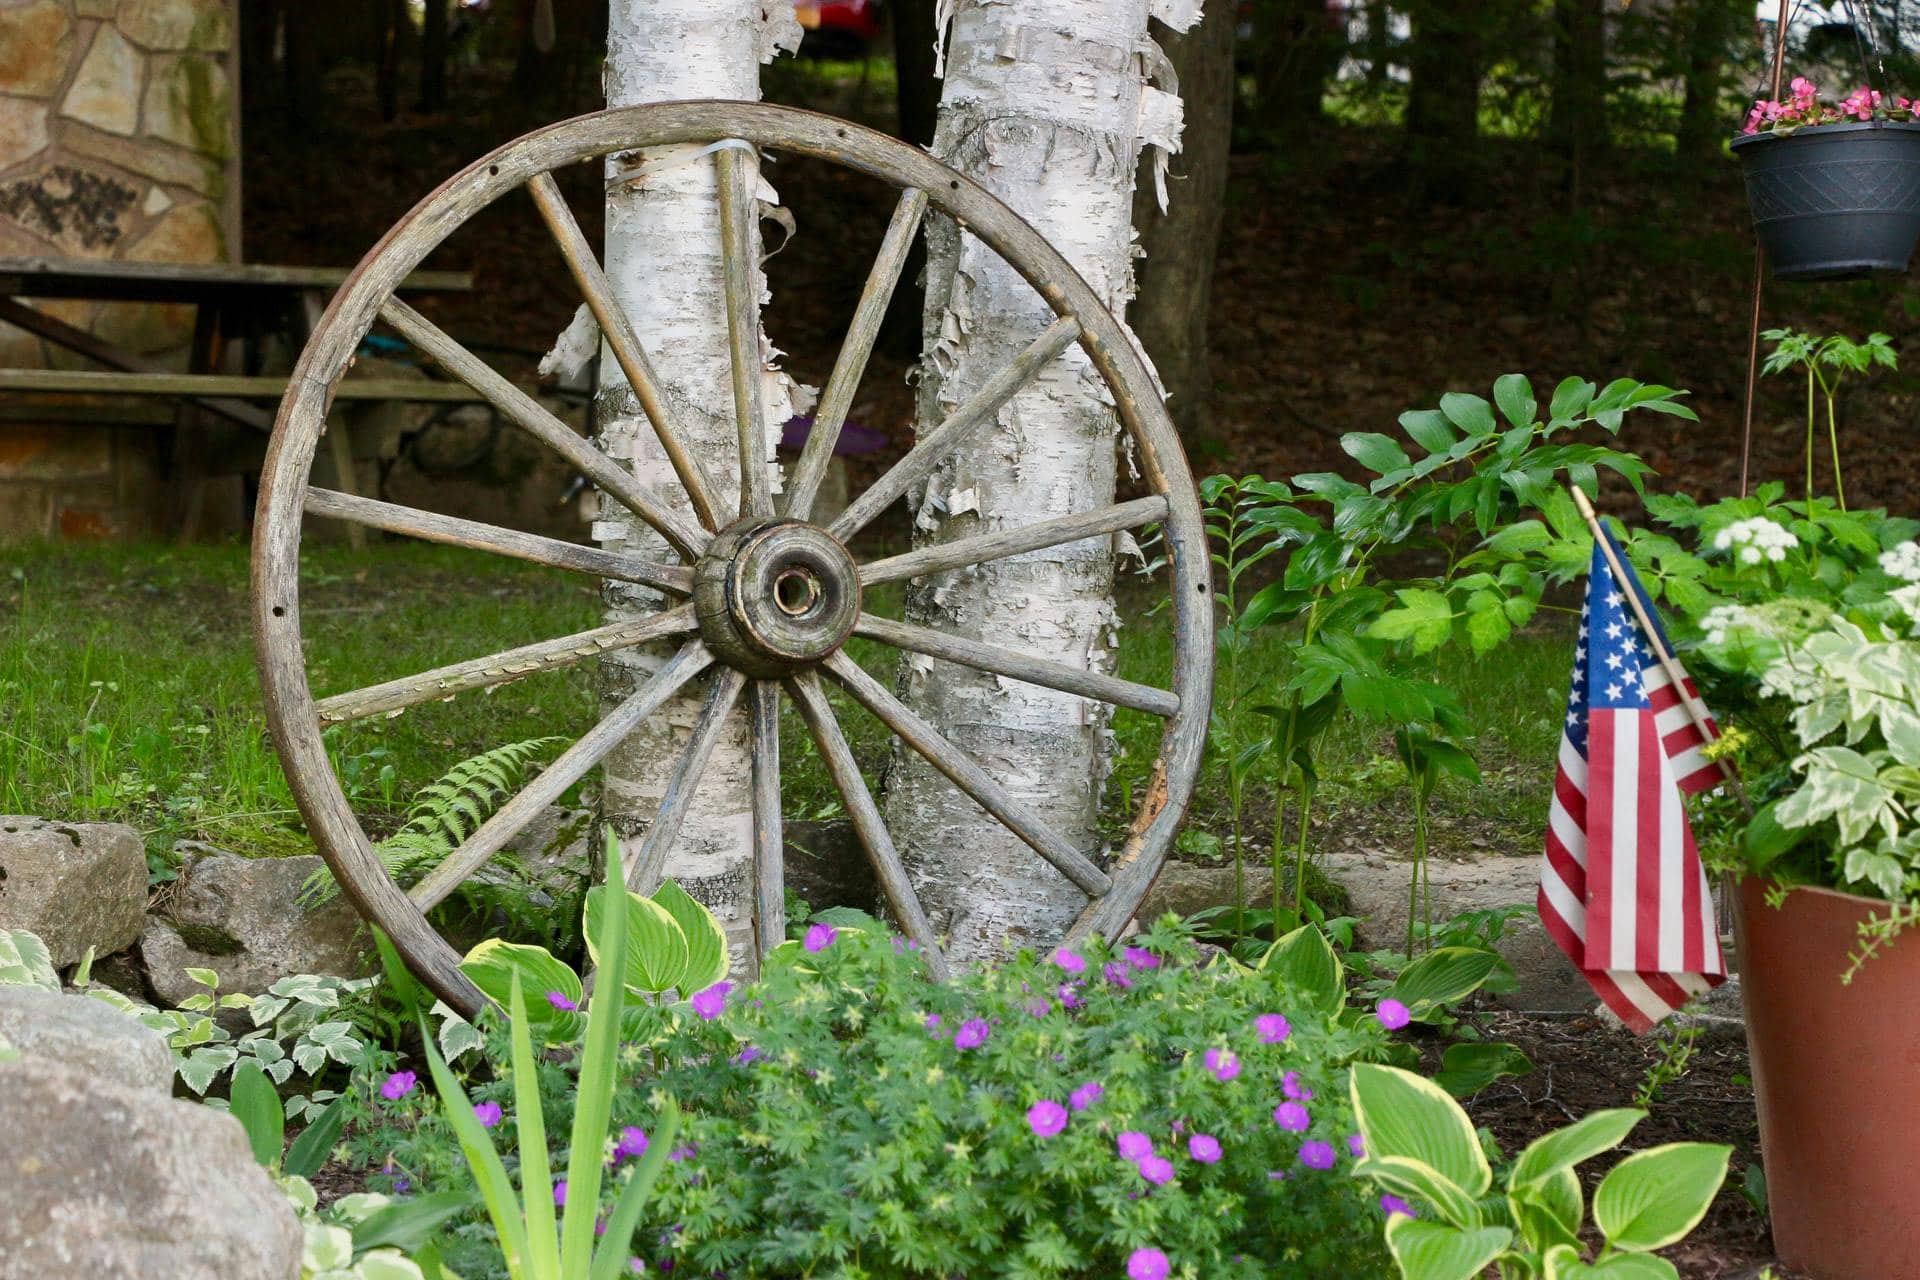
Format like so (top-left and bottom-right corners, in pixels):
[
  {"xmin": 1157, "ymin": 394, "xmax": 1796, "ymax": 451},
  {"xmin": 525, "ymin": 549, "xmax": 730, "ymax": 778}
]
[{"xmin": 0, "ymin": 255, "xmax": 478, "ymax": 540}]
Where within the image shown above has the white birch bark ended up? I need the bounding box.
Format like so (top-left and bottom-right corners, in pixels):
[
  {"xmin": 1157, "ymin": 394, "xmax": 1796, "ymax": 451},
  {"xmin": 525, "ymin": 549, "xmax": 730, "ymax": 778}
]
[
  {"xmin": 888, "ymin": 0, "xmax": 1197, "ymax": 961},
  {"xmin": 590, "ymin": 0, "xmax": 803, "ymax": 972}
]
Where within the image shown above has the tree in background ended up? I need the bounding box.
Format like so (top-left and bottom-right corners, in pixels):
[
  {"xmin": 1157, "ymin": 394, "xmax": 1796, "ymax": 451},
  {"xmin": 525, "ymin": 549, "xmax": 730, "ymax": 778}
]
[
  {"xmin": 1546, "ymin": 0, "xmax": 1609, "ymax": 186},
  {"xmin": 1402, "ymin": 1, "xmax": 1488, "ymax": 197},
  {"xmin": 1678, "ymin": 0, "xmax": 1754, "ymax": 160},
  {"xmin": 1249, "ymin": 0, "xmax": 1345, "ymax": 134},
  {"xmin": 594, "ymin": 0, "xmax": 805, "ymax": 972},
  {"xmin": 887, "ymin": 0, "xmax": 1202, "ymax": 959}
]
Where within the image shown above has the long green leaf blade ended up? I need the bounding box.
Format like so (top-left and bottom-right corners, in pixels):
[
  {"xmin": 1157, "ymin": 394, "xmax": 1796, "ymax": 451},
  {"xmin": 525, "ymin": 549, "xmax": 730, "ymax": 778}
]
[
  {"xmin": 588, "ymin": 1099, "xmax": 682, "ymax": 1280},
  {"xmin": 561, "ymin": 834, "xmax": 633, "ymax": 1274},
  {"xmin": 510, "ymin": 973, "xmax": 561, "ymax": 1277},
  {"xmin": 418, "ymin": 1016, "xmax": 532, "ymax": 1279}
]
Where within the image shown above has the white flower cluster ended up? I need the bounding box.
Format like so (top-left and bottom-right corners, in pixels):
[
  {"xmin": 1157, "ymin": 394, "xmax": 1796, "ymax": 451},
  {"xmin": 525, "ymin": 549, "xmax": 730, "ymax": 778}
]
[
  {"xmin": 1713, "ymin": 517, "xmax": 1799, "ymax": 565},
  {"xmin": 1892, "ymin": 583, "xmax": 1920, "ymax": 627},
  {"xmin": 1880, "ymin": 540, "xmax": 1920, "ymax": 582},
  {"xmin": 1702, "ymin": 604, "xmax": 1755, "ymax": 646}
]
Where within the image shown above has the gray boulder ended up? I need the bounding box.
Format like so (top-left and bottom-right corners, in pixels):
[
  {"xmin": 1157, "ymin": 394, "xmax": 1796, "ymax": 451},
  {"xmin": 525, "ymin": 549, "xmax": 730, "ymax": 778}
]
[
  {"xmin": 0, "ymin": 816, "xmax": 147, "ymax": 967},
  {"xmin": 1136, "ymin": 860, "xmax": 1276, "ymax": 926},
  {"xmin": 141, "ymin": 850, "xmax": 369, "ymax": 1007},
  {"xmin": 0, "ymin": 1055, "xmax": 301, "ymax": 1279},
  {"xmin": 0, "ymin": 985, "xmax": 171, "ymax": 1093}
]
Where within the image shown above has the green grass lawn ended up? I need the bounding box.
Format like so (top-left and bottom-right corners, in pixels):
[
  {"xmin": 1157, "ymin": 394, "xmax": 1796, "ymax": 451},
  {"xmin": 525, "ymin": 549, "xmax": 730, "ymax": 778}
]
[{"xmin": 0, "ymin": 541, "xmax": 1570, "ymax": 888}]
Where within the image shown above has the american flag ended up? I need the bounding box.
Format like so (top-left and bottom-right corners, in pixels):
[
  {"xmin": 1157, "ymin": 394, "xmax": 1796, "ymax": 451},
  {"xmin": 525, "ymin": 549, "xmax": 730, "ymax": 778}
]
[{"xmin": 1538, "ymin": 526, "xmax": 1727, "ymax": 1033}]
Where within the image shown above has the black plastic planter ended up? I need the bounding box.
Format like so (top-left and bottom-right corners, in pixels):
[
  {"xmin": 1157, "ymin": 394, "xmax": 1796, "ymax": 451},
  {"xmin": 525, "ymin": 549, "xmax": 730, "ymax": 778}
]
[{"xmin": 1732, "ymin": 120, "xmax": 1920, "ymax": 282}]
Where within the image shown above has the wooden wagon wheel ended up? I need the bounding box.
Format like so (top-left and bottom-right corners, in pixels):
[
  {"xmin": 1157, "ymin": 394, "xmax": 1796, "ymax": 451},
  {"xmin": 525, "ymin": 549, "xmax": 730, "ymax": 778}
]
[{"xmin": 253, "ymin": 101, "xmax": 1213, "ymax": 1018}]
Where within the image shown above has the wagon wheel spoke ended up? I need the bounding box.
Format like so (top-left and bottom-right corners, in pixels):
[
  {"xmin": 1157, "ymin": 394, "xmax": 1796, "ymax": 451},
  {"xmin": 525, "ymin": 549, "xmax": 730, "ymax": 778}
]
[
  {"xmin": 786, "ymin": 187, "xmax": 929, "ymax": 522},
  {"xmin": 785, "ymin": 669, "xmax": 949, "ymax": 978},
  {"xmin": 828, "ymin": 315, "xmax": 1082, "ymax": 541},
  {"xmin": 859, "ymin": 495, "xmax": 1168, "ymax": 587},
  {"xmin": 623, "ymin": 668, "xmax": 749, "ymax": 893},
  {"xmin": 304, "ymin": 488, "xmax": 692, "ymax": 594},
  {"xmin": 407, "ymin": 640, "xmax": 713, "ymax": 910},
  {"xmin": 526, "ymin": 173, "xmax": 727, "ymax": 533},
  {"xmin": 714, "ymin": 147, "xmax": 773, "ymax": 521},
  {"xmin": 748, "ymin": 680, "xmax": 785, "ymax": 955},
  {"xmin": 820, "ymin": 651, "xmax": 1112, "ymax": 896},
  {"xmin": 850, "ymin": 613, "xmax": 1177, "ymax": 717},
  {"xmin": 315, "ymin": 605, "xmax": 697, "ymax": 726},
  {"xmin": 379, "ymin": 298, "xmax": 709, "ymax": 560}
]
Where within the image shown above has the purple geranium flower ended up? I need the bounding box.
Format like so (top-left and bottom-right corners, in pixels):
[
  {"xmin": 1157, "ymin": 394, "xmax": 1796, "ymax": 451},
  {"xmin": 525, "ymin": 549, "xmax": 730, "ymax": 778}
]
[
  {"xmin": 1348, "ymin": 1133, "xmax": 1366, "ymax": 1159},
  {"xmin": 924, "ymin": 1013, "xmax": 942, "ymax": 1034},
  {"xmin": 1273, "ymin": 1101, "xmax": 1311, "ymax": 1132},
  {"xmin": 546, "ymin": 990, "xmax": 579, "ymax": 1012},
  {"xmin": 804, "ymin": 922, "xmax": 838, "ymax": 953},
  {"xmin": 1189, "ymin": 1133, "xmax": 1223, "ymax": 1164},
  {"xmin": 954, "ymin": 1018, "xmax": 990, "ymax": 1050},
  {"xmin": 1127, "ymin": 1248, "xmax": 1170, "ymax": 1280},
  {"xmin": 1282, "ymin": 1071, "xmax": 1313, "ymax": 1101},
  {"xmin": 733, "ymin": 1044, "xmax": 763, "ymax": 1066},
  {"xmin": 1025, "ymin": 998, "xmax": 1052, "ymax": 1018},
  {"xmin": 1376, "ymin": 997, "xmax": 1412, "ymax": 1030},
  {"xmin": 1069, "ymin": 1081, "xmax": 1104, "ymax": 1111},
  {"xmin": 690, "ymin": 981, "xmax": 732, "ymax": 1021},
  {"xmin": 1050, "ymin": 946, "xmax": 1087, "ymax": 975},
  {"xmin": 1027, "ymin": 1099, "xmax": 1069, "ymax": 1138},
  {"xmin": 1381, "ymin": 1194, "xmax": 1419, "ymax": 1219},
  {"xmin": 1058, "ymin": 983, "xmax": 1083, "ymax": 1009},
  {"xmin": 380, "ymin": 1071, "xmax": 416, "ymax": 1101},
  {"xmin": 1122, "ymin": 945, "xmax": 1160, "ymax": 970},
  {"xmin": 554, "ymin": 1180, "xmax": 568, "ymax": 1207},
  {"xmin": 1255, "ymin": 1012, "xmax": 1291, "ymax": 1043},
  {"xmin": 1299, "ymin": 1140, "xmax": 1337, "ymax": 1170},
  {"xmin": 1137, "ymin": 1155, "xmax": 1175, "ymax": 1186},
  {"xmin": 472, "ymin": 1101, "xmax": 502, "ymax": 1128},
  {"xmin": 1117, "ymin": 1131, "xmax": 1154, "ymax": 1161},
  {"xmin": 615, "ymin": 1127, "xmax": 649, "ymax": 1161},
  {"xmin": 1103, "ymin": 961, "xmax": 1133, "ymax": 988},
  {"xmin": 1203, "ymin": 1047, "xmax": 1241, "ymax": 1082}
]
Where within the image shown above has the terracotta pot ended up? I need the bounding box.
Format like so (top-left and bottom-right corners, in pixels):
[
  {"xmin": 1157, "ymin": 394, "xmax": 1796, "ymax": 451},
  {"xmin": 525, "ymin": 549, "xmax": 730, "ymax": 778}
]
[{"xmin": 1737, "ymin": 877, "xmax": 1920, "ymax": 1278}]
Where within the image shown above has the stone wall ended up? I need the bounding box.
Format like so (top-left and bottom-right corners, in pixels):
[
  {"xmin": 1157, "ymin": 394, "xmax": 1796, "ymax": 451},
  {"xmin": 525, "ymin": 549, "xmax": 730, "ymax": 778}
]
[{"xmin": 0, "ymin": 0, "xmax": 240, "ymax": 541}]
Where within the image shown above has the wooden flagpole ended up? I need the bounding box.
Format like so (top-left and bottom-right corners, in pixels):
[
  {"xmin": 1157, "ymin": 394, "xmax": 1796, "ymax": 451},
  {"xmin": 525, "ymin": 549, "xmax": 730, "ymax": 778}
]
[{"xmin": 1569, "ymin": 486, "xmax": 1752, "ymax": 817}]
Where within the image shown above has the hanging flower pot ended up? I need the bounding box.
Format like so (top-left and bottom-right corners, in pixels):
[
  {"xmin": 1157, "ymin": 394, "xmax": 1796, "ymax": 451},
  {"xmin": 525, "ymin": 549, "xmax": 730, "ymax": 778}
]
[{"xmin": 1733, "ymin": 80, "xmax": 1920, "ymax": 282}]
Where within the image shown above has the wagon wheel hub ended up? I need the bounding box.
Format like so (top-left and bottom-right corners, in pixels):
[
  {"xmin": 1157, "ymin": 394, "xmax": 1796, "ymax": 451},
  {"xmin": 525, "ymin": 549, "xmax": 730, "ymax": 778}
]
[{"xmin": 694, "ymin": 518, "xmax": 860, "ymax": 678}]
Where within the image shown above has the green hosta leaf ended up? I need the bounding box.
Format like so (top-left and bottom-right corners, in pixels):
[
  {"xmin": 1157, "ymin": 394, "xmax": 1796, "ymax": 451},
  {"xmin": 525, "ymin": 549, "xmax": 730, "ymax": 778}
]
[
  {"xmin": 356, "ymin": 1253, "xmax": 428, "ymax": 1280},
  {"xmin": 1543, "ymin": 1245, "xmax": 1680, "ymax": 1280},
  {"xmin": 460, "ymin": 940, "xmax": 582, "ymax": 1023},
  {"xmin": 1439, "ymin": 392, "xmax": 1498, "ymax": 436},
  {"xmin": 1738, "ymin": 800, "xmax": 1809, "ymax": 874},
  {"xmin": 586, "ymin": 885, "xmax": 690, "ymax": 995},
  {"xmin": 1354, "ymin": 1154, "xmax": 1483, "ymax": 1228},
  {"xmin": 1344, "ymin": 431, "xmax": 1413, "ymax": 476},
  {"xmin": 0, "ymin": 928, "xmax": 58, "ymax": 990},
  {"xmin": 1510, "ymin": 1169, "xmax": 1583, "ymax": 1253},
  {"xmin": 1383, "ymin": 1217, "xmax": 1511, "ymax": 1280},
  {"xmin": 352, "ymin": 1191, "xmax": 475, "ymax": 1258},
  {"xmin": 651, "ymin": 880, "xmax": 728, "ymax": 995},
  {"xmin": 283, "ymin": 1093, "xmax": 349, "ymax": 1179},
  {"xmin": 1433, "ymin": 1041, "xmax": 1534, "ymax": 1098},
  {"xmin": 1493, "ymin": 374, "xmax": 1537, "ymax": 428},
  {"xmin": 1350, "ymin": 1064, "xmax": 1492, "ymax": 1196},
  {"xmin": 1592, "ymin": 1142, "xmax": 1733, "ymax": 1251},
  {"xmin": 1400, "ymin": 409, "xmax": 1458, "ymax": 454},
  {"xmin": 1385, "ymin": 947, "xmax": 1503, "ymax": 1017},
  {"xmin": 1260, "ymin": 924, "xmax": 1344, "ymax": 1015},
  {"xmin": 229, "ymin": 1059, "xmax": 284, "ymax": 1169},
  {"xmin": 1369, "ymin": 588, "xmax": 1454, "ymax": 655},
  {"xmin": 1512, "ymin": 1108, "xmax": 1644, "ymax": 1186}
]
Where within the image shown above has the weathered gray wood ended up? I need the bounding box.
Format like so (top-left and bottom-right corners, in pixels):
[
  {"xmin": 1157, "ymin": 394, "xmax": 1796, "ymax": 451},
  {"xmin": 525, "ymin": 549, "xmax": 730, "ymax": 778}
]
[
  {"xmin": 713, "ymin": 147, "xmax": 773, "ymax": 521},
  {"xmin": 821, "ymin": 651, "xmax": 1112, "ymax": 896},
  {"xmin": 785, "ymin": 186, "xmax": 928, "ymax": 522},
  {"xmin": 0, "ymin": 298, "xmax": 272, "ymax": 432},
  {"xmin": 748, "ymin": 679, "xmax": 785, "ymax": 957},
  {"xmin": 852, "ymin": 612, "xmax": 1178, "ymax": 716},
  {"xmin": 304, "ymin": 488, "xmax": 692, "ymax": 593},
  {"xmin": 525, "ymin": 172, "xmax": 726, "ymax": 531},
  {"xmin": 314, "ymin": 605, "xmax": 697, "ymax": 725},
  {"xmin": 0, "ymin": 368, "xmax": 488, "ymax": 401},
  {"xmin": 828, "ymin": 315, "xmax": 1081, "ymax": 540},
  {"xmin": 379, "ymin": 297, "xmax": 709, "ymax": 560},
  {"xmin": 0, "ymin": 255, "xmax": 471, "ymax": 303},
  {"xmin": 408, "ymin": 640, "xmax": 713, "ymax": 910},
  {"xmin": 622, "ymin": 668, "xmax": 749, "ymax": 893},
  {"xmin": 785, "ymin": 670, "xmax": 949, "ymax": 978},
  {"xmin": 859, "ymin": 494, "xmax": 1169, "ymax": 586}
]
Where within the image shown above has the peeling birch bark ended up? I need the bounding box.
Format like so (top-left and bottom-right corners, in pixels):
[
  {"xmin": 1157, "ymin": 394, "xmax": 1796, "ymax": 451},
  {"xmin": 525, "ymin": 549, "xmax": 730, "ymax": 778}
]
[
  {"xmin": 888, "ymin": 0, "xmax": 1197, "ymax": 961},
  {"xmin": 595, "ymin": 0, "xmax": 802, "ymax": 974}
]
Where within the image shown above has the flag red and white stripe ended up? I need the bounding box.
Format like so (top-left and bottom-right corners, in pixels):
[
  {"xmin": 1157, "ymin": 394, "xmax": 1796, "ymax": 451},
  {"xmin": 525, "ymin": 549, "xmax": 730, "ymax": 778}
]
[{"xmin": 1537, "ymin": 530, "xmax": 1727, "ymax": 1033}]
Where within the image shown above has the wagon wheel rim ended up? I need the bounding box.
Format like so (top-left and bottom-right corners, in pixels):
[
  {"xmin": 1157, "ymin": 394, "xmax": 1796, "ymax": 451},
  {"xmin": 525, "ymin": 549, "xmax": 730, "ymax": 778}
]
[{"xmin": 253, "ymin": 101, "xmax": 1214, "ymax": 1018}]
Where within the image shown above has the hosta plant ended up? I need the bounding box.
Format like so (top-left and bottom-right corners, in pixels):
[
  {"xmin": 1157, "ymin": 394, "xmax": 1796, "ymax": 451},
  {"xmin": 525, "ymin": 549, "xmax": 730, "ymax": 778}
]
[{"xmin": 1348, "ymin": 1063, "xmax": 1731, "ymax": 1280}]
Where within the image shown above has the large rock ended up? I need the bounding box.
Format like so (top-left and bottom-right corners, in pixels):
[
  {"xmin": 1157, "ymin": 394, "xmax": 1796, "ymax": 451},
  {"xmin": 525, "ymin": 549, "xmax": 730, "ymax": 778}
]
[
  {"xmin": 1135, "ymin": 860, "xmax": 1276, "ymax": 926},
  {"xmin": 0, "ymin": 1055, "xmax": 301, "ymax": 1279},
  {"xmin": 1320, "ymin": 849, "xmax": 1601, "ymax": 1014},
  {"xmin": 0, "ymin": 985, "xmax": 170, "ymax": 1093},
  {"xmin": 0, "ymin": 817, "xmax": 147, "ymax": 968},
  {"xmin": 141, "ymin": 850, "xmax": 369, "ymax": 1007}
]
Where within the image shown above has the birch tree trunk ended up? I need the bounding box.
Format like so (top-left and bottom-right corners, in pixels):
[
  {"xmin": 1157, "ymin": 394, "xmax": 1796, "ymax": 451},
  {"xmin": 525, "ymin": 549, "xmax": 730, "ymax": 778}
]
[
  {"xmin": 887, "ymin": 0, "xmax": 1199, "ymax": 961},
  {"xmin": 590, "ymin": 0, "xmax": 802, "ymax": 972}
]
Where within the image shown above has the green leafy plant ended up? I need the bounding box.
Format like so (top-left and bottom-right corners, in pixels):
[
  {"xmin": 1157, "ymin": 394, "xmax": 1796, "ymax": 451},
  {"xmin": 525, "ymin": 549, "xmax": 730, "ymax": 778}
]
[
  {"xmin": 1761, "ymin": 329, "xmax": 1897, "ymax": 512},
  {"xmin": 0, "ymin": 928, "xmax": 57, "ymax": 990},
  {"xmin": 280, "ymin": 1171, "xmax": 467, "ymax": 1280},
  {"xmin": 1349, "ymin": 1062, "xmax": 1731, "ymax": 1279}
]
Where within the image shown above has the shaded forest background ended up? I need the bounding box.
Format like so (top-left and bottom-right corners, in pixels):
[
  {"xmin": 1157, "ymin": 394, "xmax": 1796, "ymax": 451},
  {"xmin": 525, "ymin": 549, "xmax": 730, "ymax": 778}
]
[{"xmin": 241, "ymin": 0, "xmax": 1920, "ymax": 513}]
